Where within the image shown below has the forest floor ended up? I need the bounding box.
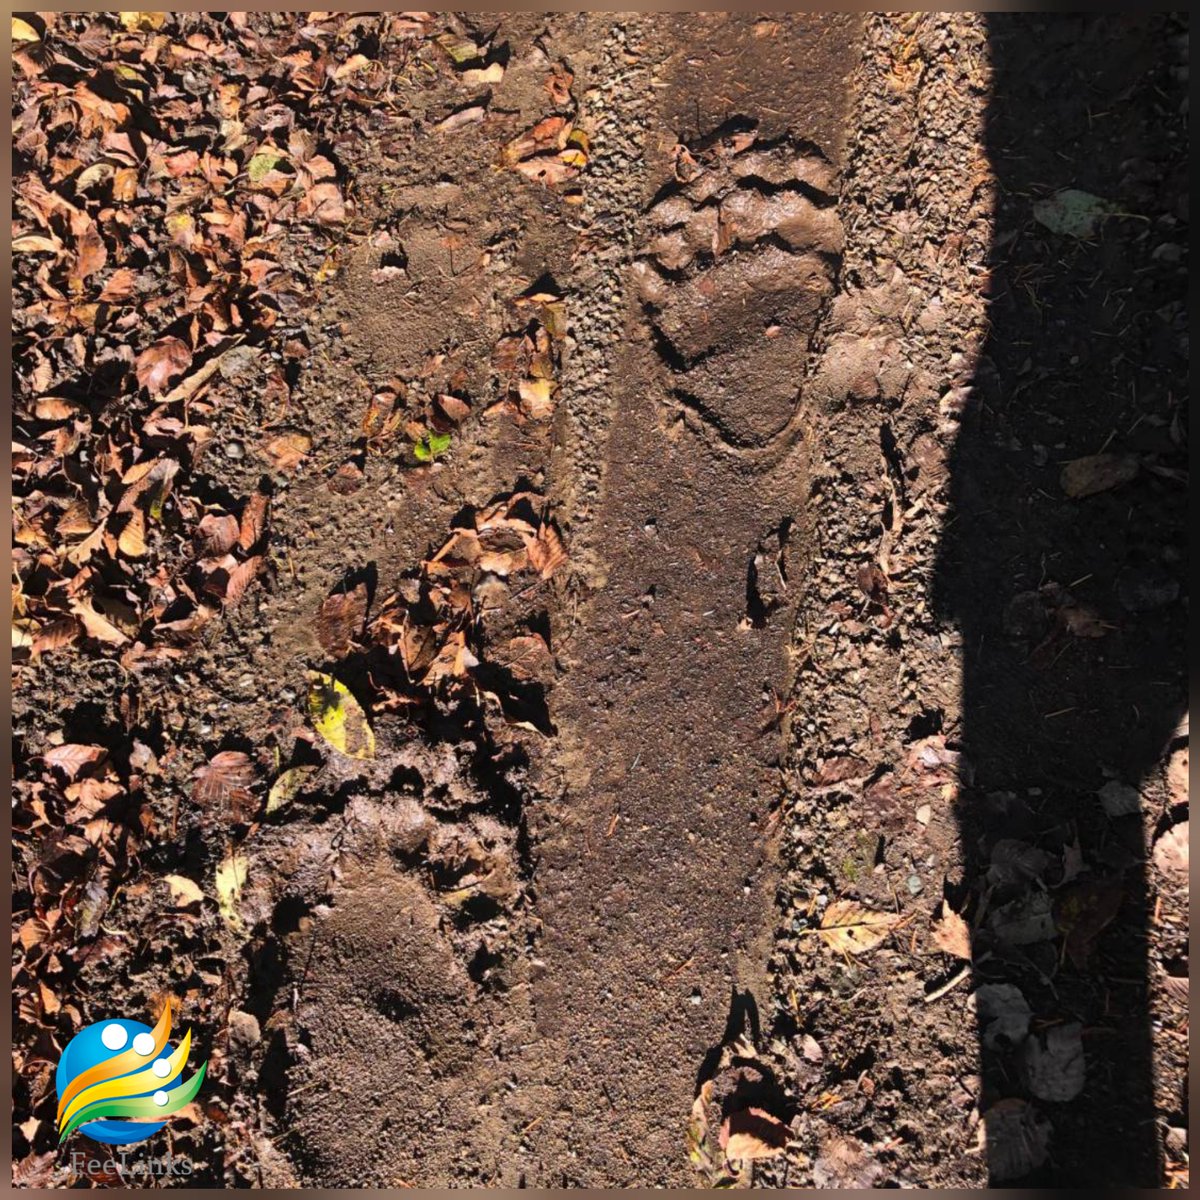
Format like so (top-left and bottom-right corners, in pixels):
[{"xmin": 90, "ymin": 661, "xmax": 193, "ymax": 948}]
[{"xmin": 11, "ymin": 11, "xmax": 1188, "ymax": 1189}]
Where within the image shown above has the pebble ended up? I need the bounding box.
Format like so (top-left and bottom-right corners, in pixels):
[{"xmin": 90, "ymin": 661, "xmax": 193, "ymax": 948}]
[{"xmin": 224, "ymin": 440, "xmax": 245, "ymax": 460}]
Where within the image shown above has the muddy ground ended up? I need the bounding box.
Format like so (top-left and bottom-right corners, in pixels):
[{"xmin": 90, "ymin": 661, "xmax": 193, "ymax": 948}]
[{"xmin": 11, "ymin": 11, "xmax": 1188, "ymax": 1189}]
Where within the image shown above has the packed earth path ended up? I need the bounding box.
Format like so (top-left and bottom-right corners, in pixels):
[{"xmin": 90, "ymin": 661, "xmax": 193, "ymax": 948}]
[{"xmin": 11, "ymin": 11, "xmax": 1188, "ymax": 1190}]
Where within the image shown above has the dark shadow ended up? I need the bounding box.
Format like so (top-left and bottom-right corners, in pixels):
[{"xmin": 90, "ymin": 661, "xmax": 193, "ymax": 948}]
[{"xmin": 933, "ymin": 13, "xmax": 1188, "ymax": 1186}]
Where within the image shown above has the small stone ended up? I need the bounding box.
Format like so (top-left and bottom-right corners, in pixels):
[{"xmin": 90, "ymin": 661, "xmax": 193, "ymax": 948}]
[
  {"xmin": 915, "ymin": 804, "xmax": 932, "ymax": 826},
  {"xmin": 906, "ymin": 873, "xmax": 923, "ymax": 895},
  {"xmin": 224, "ymin": 440, "xmax": 245, "ymax": 461}
]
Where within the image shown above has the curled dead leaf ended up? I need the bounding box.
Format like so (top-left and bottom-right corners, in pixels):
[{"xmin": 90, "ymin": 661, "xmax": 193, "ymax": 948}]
[{"xmin": 720, "ymin": 1107, "xmax": 789, "ymax": 1161}]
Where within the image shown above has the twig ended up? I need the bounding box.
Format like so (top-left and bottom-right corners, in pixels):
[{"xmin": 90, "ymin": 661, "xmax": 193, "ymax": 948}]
[{"xmin": 923, "ymin": 964, "xmax": 971, "ymax": 1004}]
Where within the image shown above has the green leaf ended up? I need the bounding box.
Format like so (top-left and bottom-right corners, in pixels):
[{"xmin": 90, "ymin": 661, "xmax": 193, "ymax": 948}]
[
  {"xmin": 412, "ymin": 431, "xmax": 452, "ymax": 462},
  {"xmin": 1032, "ymin": 189, "xmax": 1118, "ymax": 238},
  {"xmin": 248, "ymin": 150, "xmax": 285, "ymax": 182}
]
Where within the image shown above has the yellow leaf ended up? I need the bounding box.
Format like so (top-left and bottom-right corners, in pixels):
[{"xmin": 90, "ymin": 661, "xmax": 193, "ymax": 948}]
[
  {"xmin": 816, "ymin": 900, "xmax": 900, "ymax": 955},
  {"xmin": 11, "ymin": 17, "xmax": 40, "ymax": 42},
  {"xmin": 163, "ymin": 874, "xmax": 204, "ymax": 907},
  {"xmin": 119, "ymin": 12, "xmax": 167, "ymax": 32},
  {"xmin": 307, "ymin": 671, "xmax": 375, "ymax": 759},
  {"xmin": 215, "ymin": 850, "xmax": 248, "ymax": 927},
  {"xmin": 267, "ymin": 765, "xmax": 318, "ymax": 814}
]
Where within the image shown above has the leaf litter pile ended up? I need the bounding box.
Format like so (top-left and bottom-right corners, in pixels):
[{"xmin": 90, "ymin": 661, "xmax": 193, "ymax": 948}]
[{"xmin": 10, "ymin": 11, "xmax": 573, "ymax": 1186}]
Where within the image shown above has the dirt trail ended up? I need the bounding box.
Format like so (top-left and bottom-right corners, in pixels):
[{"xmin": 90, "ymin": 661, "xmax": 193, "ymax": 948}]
[
  {"xmin": 516, "ymin": 14, "xmax": 862, "ymax": 1184},
  {"xmin": 251, "ymin": 13, "xmax": 863, "ymax": 1187}
]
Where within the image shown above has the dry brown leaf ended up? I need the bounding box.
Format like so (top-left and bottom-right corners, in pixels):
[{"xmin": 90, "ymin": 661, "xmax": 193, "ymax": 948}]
[
  {"xmin": 502, "ymin": 115, "xmax": 569, "ymax": 164},
  {"xmin": 135, "ymin": 336, "xmax": 192, "ymax": 395},
  {"xmin": 817, "ymin": 899, "xmax": 901, "ymax": 955},
  {"xmin": 1060, "ymin": 452, "xmax": 1139, "ymax": 498},
  {"xmin": 162, "ymin": 874, "xmax": 204, "ymax": 907},
  {"xmin": 238, "ymin": 491, "xmax": 269, "ymax": 552},
  {"xmin": 316, "ymin": 584, "xmax": 368, "ymax": 659},
  {"xmin": 117, "ymin": 508, "xmax": 146, "ymax": 558},
  {"xmin": 931, "ymin": 905, "xmax": 972, "ymax": 960},
  {"xmin": 720, "ymin": 1107, "xmax": 789, "ymax": 1161},
  {"xmin": 261, "ymin": 430, "xmax": 312, "ymax": 472},
  {"xmin": 224, "ymin": 556, "xmax": 262, "ymax": 606},
  {"xmin": 44, "ymin": 744, "xmax": 106, "ymax": 780},
  {"xmin": 32, "ymin": 617, "xmax": 81, "ymax": 655},
  {"xmin": 70, "ymin": 598, "xmax": 130, "ymax": 645},
  {"xmin": 196, "ymin": 512, "xmax": 240, "ymax": 556},
  {"xmin": 436, "ymin": 105, "xmax": 486, "ymax": 134},
  {"xmin": 1153, "ymin": 821, "xmax": 1189, "ymax": 878},
  {"xmin": 192, "ymin": 750, "xmax": 255, "ymax": 810},
  {"xmin": 526, "ymin": 523, "xmax": 567, "ymax": 579},
  {"xmin": 512, "ymin": 155, "xmax": 579, "ymax": 186}
]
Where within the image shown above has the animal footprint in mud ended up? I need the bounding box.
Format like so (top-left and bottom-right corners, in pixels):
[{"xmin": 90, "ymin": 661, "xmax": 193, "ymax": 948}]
[{"xmin": 634, "ymin": 128, "xmax": 843, "ymax": 451}]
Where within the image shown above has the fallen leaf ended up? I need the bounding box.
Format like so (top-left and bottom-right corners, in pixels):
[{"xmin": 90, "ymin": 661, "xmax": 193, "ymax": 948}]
[
  {"xmin": 811, "ymin": 1133, "xmax": 884, "ymax": 1189},
  {"xmin": 316, "ymin": 584, "xmax": 368, "ymax": 658},
  {"xmin": 44, "ymin": 744, "xmax": 106, "ymax": 780},
  {"xmin": 215, "ymin": 849, "xmax": 248, "ymax": 927},
  {"xmin": 69, "ymin": 598, "xmax": 130, "ymax": 645},
  {"xmin": 308, "ymin": 671, "xmax": 375, "ymax": 759},
  {"xmin": 260, "ymin": 430, "xmax": 312, "ymax": 472},
  {"xmin": 517, "ymin": 376, "xmax": 557, "ymax": 419},
  {"xmin": 1153, "ymin": 821, "xmax": 1189, "ymax": 879},
  {"xmin": 436, "ymin": 105, "xmax": 487, "ymax": 133},
  {"xmin": 238, "ymin": 490, "xmax": 269, "ymax": 551},
  {"xmin": 196, "ymin": 513, "xmax": 240, "ymax": 556},
  {"xmin": 266, "ymin": 765, "xmax": 318, "ymax": 815},
  {"xmin": 193, "ymin": 750, "xmax": 256, "ymax": 813},
  {"xmin": 526, "ymin": 523, "xmax": 567, "ymax": 578},
  {"xmin": 12, "ymin": 17, "xmax": 41, "ymax": 42},
  {"xmin": 135, "ymin": 337, "xmax": 192, "ymax": 395},
  {"xmin": 119, "ymin": 12, "xmax": 167, "ymax": 32},
  {"xmin": 982, "ymin": 1098, "xmax": 1051, "ymax": 1181},
  {"xmin": 1097, "ymin": 778, "xmax": 1140, "ymax": 817},
  {"xmin": 1060, "ymin": 452, "xmax": 1139, "ymax": 499},
  {"xmin": 1020, "ymin": 1021, "xmax": 1085, "ymax": 1102},
  {"xmin": 719, "ymin": 1107, "xmax": 789, "ymax": 1161},
  {"xmin": 817, "ymin": 900, "xmax": 900, "ymax": 955},
  {"xmin": 1033, "ymin": 188, "xmax": 1118, "ymax": 238},
  {"xmin": 462, "ymin": 62, "xmax": 504, "ymax": 86},
  {"xmin": 117, "ymin": 508, "xmax": 146, "ymax": 558},
  {"xmin": 972, "ymin": 982, "xmax": 1031, "ymax": 1050},
  {"xmin": 162, "ymin": 874, "xmax": 204, "ymax": 907},
  {"xmin": 1054, "ymin": 877, "xmax": 1123, "ymax": 968},
  {"xmin": 223, "ymin": 555, "xmax": 262, "ymax": 607},
  {"xmin": 931, "ymin": 905, "xmax": 972, "ymax": 960}
]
